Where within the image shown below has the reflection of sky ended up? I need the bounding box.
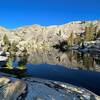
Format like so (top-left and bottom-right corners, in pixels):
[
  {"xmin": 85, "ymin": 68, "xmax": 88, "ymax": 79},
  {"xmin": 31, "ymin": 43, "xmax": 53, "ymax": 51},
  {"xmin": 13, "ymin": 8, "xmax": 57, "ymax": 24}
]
[
  {"xmin": 13, "ymin": 60, "xmax": 18, "ymax": 68},
  {"xmin": 0, "ymin": 0, "xmax": 99, "ymax": 29}
]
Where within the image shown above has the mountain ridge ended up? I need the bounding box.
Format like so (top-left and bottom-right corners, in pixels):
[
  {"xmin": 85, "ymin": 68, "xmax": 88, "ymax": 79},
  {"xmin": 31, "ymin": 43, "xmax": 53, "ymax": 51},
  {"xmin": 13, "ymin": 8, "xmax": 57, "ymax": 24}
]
[
  {"xmin": 0, "ymin": 20, "xmax": 99, "ymax": 30},
  {"xmin": 0, "ymin": 20, "xmax": 100, "ymax": 53}
]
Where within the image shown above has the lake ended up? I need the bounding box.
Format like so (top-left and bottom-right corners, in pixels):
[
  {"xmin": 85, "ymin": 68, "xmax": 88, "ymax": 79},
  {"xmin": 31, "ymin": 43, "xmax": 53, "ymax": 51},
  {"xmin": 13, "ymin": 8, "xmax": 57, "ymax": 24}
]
[{"xmin": 0, "ymin": 49, "xmax": 100, "ymax": 95}]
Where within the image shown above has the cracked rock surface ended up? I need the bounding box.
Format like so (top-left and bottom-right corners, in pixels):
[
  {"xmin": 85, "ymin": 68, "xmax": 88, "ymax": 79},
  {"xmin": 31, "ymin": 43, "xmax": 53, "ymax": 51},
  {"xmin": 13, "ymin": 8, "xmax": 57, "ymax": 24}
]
[{"xmin": 0, "ymin": 75, "xmax": 99, "ymax": 100}]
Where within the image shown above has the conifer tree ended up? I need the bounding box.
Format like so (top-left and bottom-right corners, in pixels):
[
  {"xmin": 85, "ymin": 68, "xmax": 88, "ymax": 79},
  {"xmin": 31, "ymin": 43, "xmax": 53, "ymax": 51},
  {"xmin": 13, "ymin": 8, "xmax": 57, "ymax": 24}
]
[
  {"xmin": 3, "ymin": 34, "xmax": 11, "ymax": 51},
  {"xmin": 97, "ymin": 30, "xmax": 100, "ymax": 38},
  {"xmin": 3, "ymin": 34, "xmax": 10, "ymax": 46},
  {"xmin": 68, "ymin": 32, "xmax": 74, "ymax": 46},
  {"xmin": 84, "ymin": 23, "xmax": 94, "ymax": 41}
]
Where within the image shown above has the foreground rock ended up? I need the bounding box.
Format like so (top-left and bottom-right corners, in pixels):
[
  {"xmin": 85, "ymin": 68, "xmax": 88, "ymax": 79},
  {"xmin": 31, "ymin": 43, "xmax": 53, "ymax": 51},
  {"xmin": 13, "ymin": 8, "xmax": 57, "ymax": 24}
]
[
  {"xmin": 0, "ymin": 76, "xmax": 99, "ymax": 100},
  {"xmin": 0, "ymin": 77, "xmax": 26, "ymax": 100}
]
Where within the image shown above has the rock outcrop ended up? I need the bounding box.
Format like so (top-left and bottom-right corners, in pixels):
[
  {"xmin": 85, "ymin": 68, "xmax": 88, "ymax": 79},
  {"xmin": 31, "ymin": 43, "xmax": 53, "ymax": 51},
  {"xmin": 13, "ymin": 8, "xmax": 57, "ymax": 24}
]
[
  {"xmin": 0, "ymin": 20, "xmax": 100, "ymax": 53},
  {"xmin": 0, "ymin": 75, "xmax": 99, "ymax": 100},
  {"xmin": 0, "ymin": 77, "xmax": 26, "ymax": 100}
]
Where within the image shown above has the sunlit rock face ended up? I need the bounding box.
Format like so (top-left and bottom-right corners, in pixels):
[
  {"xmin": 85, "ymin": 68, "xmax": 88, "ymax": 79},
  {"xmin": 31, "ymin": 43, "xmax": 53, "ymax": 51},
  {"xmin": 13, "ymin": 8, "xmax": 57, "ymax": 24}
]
[
  {"xmin": 0, "ymin": 77, "xmax": 26, "ymax": 100},
  {"xmin": 0, "ymin": 77, "xmax": 10, "ymax": 86},
  {"xmin": 0, "ymin": 20, "xmax": 100, "ymax": 52},
  {"xmin": 0, "ymin": 76, "xmax": 99, "ymax": 100}
]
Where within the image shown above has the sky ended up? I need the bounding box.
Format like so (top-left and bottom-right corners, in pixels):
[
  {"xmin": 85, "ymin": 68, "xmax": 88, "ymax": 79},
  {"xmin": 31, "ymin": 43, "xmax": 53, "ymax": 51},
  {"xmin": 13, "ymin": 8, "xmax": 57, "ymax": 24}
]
[{"xmin": 0, "ymin": 0, "xmax": 100, "ymax": 29}]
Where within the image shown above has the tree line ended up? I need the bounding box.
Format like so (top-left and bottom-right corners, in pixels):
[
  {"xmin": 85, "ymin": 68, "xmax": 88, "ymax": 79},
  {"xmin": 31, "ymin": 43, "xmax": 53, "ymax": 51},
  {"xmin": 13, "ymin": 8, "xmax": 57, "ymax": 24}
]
[{"xmin": 67, "ymin": 23, "xmax": 100, "ymax": 47}]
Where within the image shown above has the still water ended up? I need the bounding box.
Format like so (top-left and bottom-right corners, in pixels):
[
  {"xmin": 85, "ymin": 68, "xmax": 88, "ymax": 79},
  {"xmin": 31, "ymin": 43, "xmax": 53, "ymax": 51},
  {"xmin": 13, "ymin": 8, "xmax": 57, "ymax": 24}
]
[
  {"xmin": 0, "ymin": 49, "xmax": 100, "ymax": 95},
  {"xmin": 28, "ymin": 49, "xmax": 100, "ymax": 72},
  {"xmin": 26, "ymin": 49, "xmax": 100, "ymax": 95}
]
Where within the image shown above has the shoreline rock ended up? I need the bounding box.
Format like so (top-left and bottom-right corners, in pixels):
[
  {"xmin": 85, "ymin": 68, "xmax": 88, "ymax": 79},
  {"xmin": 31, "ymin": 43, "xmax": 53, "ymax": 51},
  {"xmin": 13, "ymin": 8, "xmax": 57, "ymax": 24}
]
[{"xmin": 0, "ymin": 75, "xmax": 99, "ymax": 100}]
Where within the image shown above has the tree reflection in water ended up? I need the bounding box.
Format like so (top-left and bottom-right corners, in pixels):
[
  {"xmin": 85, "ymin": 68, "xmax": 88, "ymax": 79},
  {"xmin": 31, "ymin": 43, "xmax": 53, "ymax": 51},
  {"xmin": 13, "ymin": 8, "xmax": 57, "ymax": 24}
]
[
  {"xmin": 1, "ymin": 48, "xmax": 100, "ymax": 73},
  {"xmin": 28, "ymin": 49, "xmax": 100, "ymax": 72},
  {"xmin": 65, "ymin": 50, "xmax": 100, "ymax": 71},
  {"xmin": 0, "ymin": 47, "xmax": 29, "ymax": 76}
]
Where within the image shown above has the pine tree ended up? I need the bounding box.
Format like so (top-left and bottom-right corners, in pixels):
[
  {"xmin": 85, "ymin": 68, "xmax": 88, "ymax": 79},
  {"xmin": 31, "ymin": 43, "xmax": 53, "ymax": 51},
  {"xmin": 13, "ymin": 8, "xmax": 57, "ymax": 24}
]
[
  {"xmin": 11, "ymin": 41, "xmax": 18, "ymax": 52},
  {"xmin": 97, "ymin": 30, "xmax": 100, "ymax": 38},
  {"xmin": 84, "ymin": 23, "xmax": 94, "ymax": 41},
  {"xmin": 3, "ymin": 34, "xmax": 10, "ymax": 46},
  {"xmin": 68, "ymin": 32, "xmax": 74, "ymax": 46},
  {"xmin": 3, "ymin": 34, "xmax": 11, "ymax": 51},
  {"xmin": 74, "ymin": 35, "xmax": 81, "ymax": 45}
]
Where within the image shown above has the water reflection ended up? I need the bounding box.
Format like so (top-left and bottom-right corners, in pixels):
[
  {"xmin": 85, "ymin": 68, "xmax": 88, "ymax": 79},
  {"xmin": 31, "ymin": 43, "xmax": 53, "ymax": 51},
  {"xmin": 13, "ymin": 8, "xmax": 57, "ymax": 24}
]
[
  {"xmin": 0, "ymin": 48, "xmax": 100, "ymax": 73},
  {"xmin": 0, "ymin": 49, "xmax": 100, "ymax": 95},
  {"xmin": 28, "ymin": 49, "xmax": 100, "ymax": 72},
  {"xmin": 0, "ymin": 48, "xmax": 29, "ymax": 77}
]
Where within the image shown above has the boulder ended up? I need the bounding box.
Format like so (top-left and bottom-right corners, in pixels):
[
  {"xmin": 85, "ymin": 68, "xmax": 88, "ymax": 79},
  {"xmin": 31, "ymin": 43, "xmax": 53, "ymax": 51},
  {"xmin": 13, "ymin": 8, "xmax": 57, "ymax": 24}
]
[
  {"xmin": 0, "ymin": 77, "xmax": 26, "ymax": 100},
  {"xmin": 0, "ymin": 76, "xmax": 99, "ymax": 100}
]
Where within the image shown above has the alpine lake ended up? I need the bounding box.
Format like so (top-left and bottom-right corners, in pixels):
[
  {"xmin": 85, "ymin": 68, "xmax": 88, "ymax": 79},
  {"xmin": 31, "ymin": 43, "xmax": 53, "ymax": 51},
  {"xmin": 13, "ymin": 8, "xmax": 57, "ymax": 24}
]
[{"xmin": 0, "ymin": 48, "xmax": 100, "ymax": 95}]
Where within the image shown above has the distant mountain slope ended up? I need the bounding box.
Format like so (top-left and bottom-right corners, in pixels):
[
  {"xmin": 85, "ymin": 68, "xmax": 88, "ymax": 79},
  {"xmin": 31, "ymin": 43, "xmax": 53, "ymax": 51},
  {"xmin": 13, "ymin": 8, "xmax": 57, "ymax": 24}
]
[{"xmin": 0, "ymin": 20, "xmax": 100, "ymax": 52}]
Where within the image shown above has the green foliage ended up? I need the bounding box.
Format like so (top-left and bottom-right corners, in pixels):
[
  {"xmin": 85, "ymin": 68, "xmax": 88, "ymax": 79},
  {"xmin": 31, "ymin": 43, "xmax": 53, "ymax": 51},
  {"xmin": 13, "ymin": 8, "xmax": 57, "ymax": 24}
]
[
  {"xmin": 84, "ymin": 23, "xmax": 94, "ymax": 41},
  {"xmin": 17, "ymin": 55, "xmax": 27, "ymax": 70},
  {"xmin": 57, "ymin": 30, "xmax": 61, "ymax": 36},
  {"xmin": 97, "ymin": 30, "xmax": 100, "ymax": 38},
  {"xmin": 67, "ymin": 32, "xmax": 74, "ymax": 46},
  {"xmin": 17, "ymin": 49, "xmax": 28, "ymax": 69},
  {"xmin": 67, "ymin": 23, "xmax": 98, "ymax": 47},
  {"xmin": 10, "ymin": 41, "xmax": 18, "ymax": 52},
  {"xmin": 6, "ymin": 58, "xmax": 13, "ymax": 69},
  {"xmin": 17, "ymin": 65, "xmax": 26, "ymax": 70},
  {"xmin": 3, "ymin": 34, "xmax": 11, "ymax": 52},
  {"xmin": 3, "ymin": 34, "xmax": 11, "ymax": 46},
  {"xmin": 75, "ymin": 35, "xmax": 81, "ymax": 45}
]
